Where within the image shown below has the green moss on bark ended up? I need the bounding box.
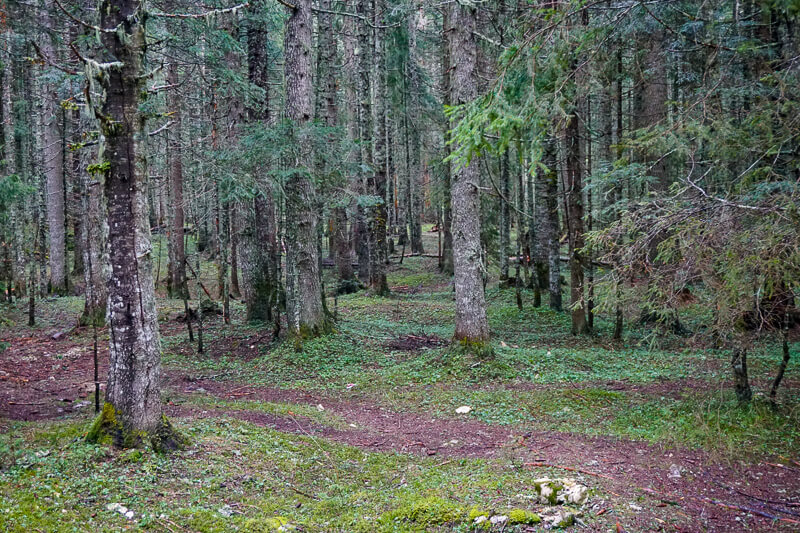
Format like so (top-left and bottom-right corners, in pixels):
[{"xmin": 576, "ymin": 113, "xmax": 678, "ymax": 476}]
[{"xmin": 86, "ymin": 402, "xmax": 189, "ymax": 453}]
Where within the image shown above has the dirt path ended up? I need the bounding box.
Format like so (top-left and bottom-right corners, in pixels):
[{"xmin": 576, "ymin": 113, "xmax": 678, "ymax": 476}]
[
  {"xmin": 173, "ymin": 377, "xmax": 800, "ymax": 532},
  {"xmin": 2, "ymin": 330, "xmax": 799, "ymax": 531}
]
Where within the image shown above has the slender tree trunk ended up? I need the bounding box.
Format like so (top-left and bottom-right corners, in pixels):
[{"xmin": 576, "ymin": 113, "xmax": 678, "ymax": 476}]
[
  {"xmin": 448, "ymin": 0, "xmax": 490, "ymax": 351},
  {"xmin": 566, "ymin": 101, "xmax": 588, "ymax": 335},
  {"xmin": 440, "ymin": 6, "xmax": 454, "ymax": 275},
  {"xmin": 80, "ymin": 128, "xmax": 109, "ymax": 327},
  {"xmin": 284, "ymin": 0, "xmax": 330, "ymax": 341},
  {"xmin": 731, "ymin": 347, "xmax": 752, "ymax": 403},
  {"xmin": 769, "ymin": 311, "xmax": 791, "ymax": 404},
  {"xmin": 499, "ymin": 152, "xmax": 510, "ymax": 282},
  {"xmin": 407, "ymin": 14, "xmax": 424, "ymax": 254},
  {"xmin": 85, "ymin": 0, "xmax": 182, "ymax": 451},
  {"xmin": 229, "ymin": 206, "xmax": 240, "ymax": 298},
  {"xmin": 369, "ymin": 0, "xmax": 389, "ymax": 295},
  {"xmin": 42, "ymin": 2, "xmax": 67, "ymax": 295},
  {"xmin": 166, "ymin": 61, "xmax": 187, "ymax": 299},
  {"xmin": 539, "ymin": 138, "xmax": 561, "ymax": 311}
]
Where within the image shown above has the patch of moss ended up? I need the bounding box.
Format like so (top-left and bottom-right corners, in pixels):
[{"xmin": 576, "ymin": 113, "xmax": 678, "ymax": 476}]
[
  {"xmin": 86, "ymin": 402, "xmax": 122, "ymax": 446},
  {"xmin": 290, "ymin": 320, "xmax": 335, "ymax": 352},
  {"xmin": 508, "ymin": 508, "xmax": 541, "ymax": 524},
  {"xmin": 534, "ymin": 479, "xmax": 564, "ymax": 505},
  {"xmin": 468, "ymin": 506, "xmax": 489, "ymax": 521},
  {"xmin": 242, "ymin": 516, "xmax": 295, "ymax": 531},
  {"xmin": 380, "ymin": 496, "xmax": 464, "ymax": 527},
  {"xmin": 86, "ymin": 403, "xmax": 188, "ymax": 453},
  {"xmin": 452, "ymin": 337, "xmax": 494, "ymax": 359}
]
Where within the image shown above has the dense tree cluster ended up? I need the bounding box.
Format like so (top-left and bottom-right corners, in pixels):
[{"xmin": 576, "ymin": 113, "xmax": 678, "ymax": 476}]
[{"xmin": 0, "ymin": 0, "xmax": 797, "ymax": 447}]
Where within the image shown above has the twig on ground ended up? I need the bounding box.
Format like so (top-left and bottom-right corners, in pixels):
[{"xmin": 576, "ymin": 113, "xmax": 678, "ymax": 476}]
[{"xmin": 523, "ymin": 462, "xmax": 615, "ymax": 480}]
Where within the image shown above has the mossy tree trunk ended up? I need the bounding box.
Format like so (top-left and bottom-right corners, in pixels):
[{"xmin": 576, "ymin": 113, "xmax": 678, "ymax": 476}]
[{"xmin": 84, "ymin": 0, "xmax": 183, "ymax": 451}]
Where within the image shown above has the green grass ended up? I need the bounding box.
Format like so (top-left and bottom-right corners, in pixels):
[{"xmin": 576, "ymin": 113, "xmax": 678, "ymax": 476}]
[{"xmin": 0, "ymin": 417, "xmax": 602, "ymax": 532}]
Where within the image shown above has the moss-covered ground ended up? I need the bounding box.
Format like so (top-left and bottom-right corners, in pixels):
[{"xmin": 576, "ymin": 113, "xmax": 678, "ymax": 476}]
[{"xmin": 1, "ymin": 230, "xmax": 798, "ymax": 531}]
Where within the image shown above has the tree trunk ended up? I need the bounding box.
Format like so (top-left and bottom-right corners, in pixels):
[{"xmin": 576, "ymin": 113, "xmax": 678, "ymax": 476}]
[
  {"xmin": 538, "ymin": 138, "xmax": 561, "ymax": 311},
  {"xmin": 369, "ymin": 0, "xmax": 389, "ymax": 295},
  {"xmin": 166, "ymin": 61, "xmax": 187, "ymax": 299},
  {"xmin": 42, "ymin": 3, "xmax": 67, "ymax": 294},
  {"xmin": 85, "ymin": 0, "xmax": 182, "ymax": 451},
  {"xmin": 284, "ymin": 0, "xmax": 330, "ymax": 341},
  {"xmin": 566, "ymin": 103, "xmax": 588, "ymax": 335},
  {"xmin": 440, "ymin": 7, "xmax": 454, "ymax": 275},
  {"xmin": 241, "ymin": 1, "xmax": 281, "ymax": 324},
  {"xmin": 79, "ymin": 116, "xmax": 109, "ymax": 327},
  {"xmin": 731, "ymin": 348, "xmax": 752, "ymax": 403},
  {"xmin": 407, "ymin": 14, "xmax": 424, "ymax": 255},
  {"xmin": 448, "ymin": 0, "xmax": 490, "ymax": 351},
  {"xmin": 499, "ymin": 152, "xmax": 510, "ymax": 282}
]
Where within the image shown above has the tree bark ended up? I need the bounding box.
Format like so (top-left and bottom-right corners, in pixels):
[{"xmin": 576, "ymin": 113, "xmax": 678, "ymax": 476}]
[
  {"xmin": 42, "ymin": 2, "xmax": 67, "ymax": 294},
  {"xmin": 79, "ymin": 112, "xmax": 109, "ymax": 327},
  {"xmin": 369, "ymin": 0, "xmax": 389, "ymax": 295},
  {"xmin": 566, "ymin": 104, "xmax": 588, "ymax": 334},
  {"xmin": 440, "ymin": 5, "xmax": 454, "ymax": 275},
  {"xmin": 731, "ymin": 348, "xmax": 752, "ymax": 403},
  {"xmin": 448, "ymin": 0, "xmax": 490, "ymax": 350},
  {"xmin": 166, "ymin": 61, "xmax": 186, "ymax": 299},
  {"xmin": 85, "ymin": 0, "xmax": 182, "ymax": 451},
  {"xmin": 284, "ymin": 0, "xmax": 330, "ymax": 340},
  {"xmin": 538, "ymin": 138, "xmax": 561, "ymax": 311},
  {"xmin": 499, "ymin": 152, "xmax": 510, "ymax": 281}
]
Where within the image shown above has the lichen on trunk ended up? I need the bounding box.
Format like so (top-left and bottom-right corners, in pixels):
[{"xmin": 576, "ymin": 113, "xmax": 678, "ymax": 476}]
[{"xmin": 82, "ymin": 0, "xmax": 184, "ymax": 451}]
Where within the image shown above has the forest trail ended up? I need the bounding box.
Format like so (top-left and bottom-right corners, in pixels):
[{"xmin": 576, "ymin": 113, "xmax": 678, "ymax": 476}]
[
  {"xmin": 3, "ymin": 326, "xmax": 799, "ymax": 531},
  {"xmin": 170, "ymin": 377, "xmax": 800, "ymax": 532}
]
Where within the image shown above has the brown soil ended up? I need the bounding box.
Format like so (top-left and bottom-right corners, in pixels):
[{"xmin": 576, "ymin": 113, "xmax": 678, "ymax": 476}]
[
  {"xmin": 384, "ymin": 333, "xmax": 446, "ymax": 353},
  {"xmin": 2, "ymin": 327, "xmax": 799, "ymax": 531}
]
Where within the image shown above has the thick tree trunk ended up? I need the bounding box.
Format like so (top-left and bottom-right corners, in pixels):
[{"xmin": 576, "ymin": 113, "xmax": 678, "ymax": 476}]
[
  {"xmin": 242, "ymin": 192, "xmax": 278, "ymax": 322},
  {"xmin": 241, "ymin": 2, "xmax": 280, "ymax": 324},
  {"xmin": 633, "ymin": 29, "xmax": 668, "ymax": 188},
  {"xmin": 284, "ymin": 0, "xmax": 330, "ymax": 340},
  {"xmin": 85, "ymin": 0, "xmax": 182, "ymax": 451},
  {"xmin": 70, "ymin": 109, "xmax": 85, "ymax": 279},
  {"xmin": 448, "ymin": 1, "xmax": 490, "ymax": 351}
]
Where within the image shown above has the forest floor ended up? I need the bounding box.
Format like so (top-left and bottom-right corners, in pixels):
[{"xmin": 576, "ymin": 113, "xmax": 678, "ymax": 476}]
[{"xmin": 1, "ymin": 239, "xmax": 800, "ymax": 532}]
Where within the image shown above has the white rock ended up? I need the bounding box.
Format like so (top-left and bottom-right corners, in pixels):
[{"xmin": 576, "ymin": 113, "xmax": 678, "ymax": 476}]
[
  {"xmin": 317, "ymin": 404, "xmax": 325, "ymax": 412},
  {"xmin": 565, "ymin": 483, "xmax": 588, "ymax": 505},
  {"xmin": 668, "ymin": 464, "xmax": 682, "ymax": 479},
  {"xmin": 455, "ymin": 406, "xmax": 472, "ymax": 414},
  {"xmin": 218, "ymin": 505, "xmax": 234, "ymax": 517},
  {"xmin": 629, "ymin": 503, "xmax": 642, "ymax": 511},
  {"xmin": 474, "ymin": 515, "xmax": 488, "ymax": 525},
  {"xmin": 490, "ymin": 515, "xmax": 508, "ymax": 525},
  {"xmin": 124, "ymin": 511, "xmax": 134, "ymax": 519}
]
